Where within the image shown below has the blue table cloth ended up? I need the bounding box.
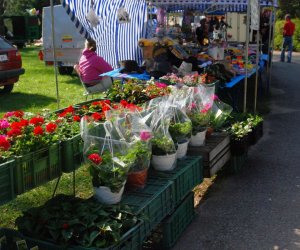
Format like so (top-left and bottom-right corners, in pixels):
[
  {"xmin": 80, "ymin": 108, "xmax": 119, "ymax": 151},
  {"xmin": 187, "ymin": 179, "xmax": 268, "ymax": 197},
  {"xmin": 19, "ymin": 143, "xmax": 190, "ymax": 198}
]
[{"xmin": 100, "ymin": 68, "xmax": 151, "ymax": 81}]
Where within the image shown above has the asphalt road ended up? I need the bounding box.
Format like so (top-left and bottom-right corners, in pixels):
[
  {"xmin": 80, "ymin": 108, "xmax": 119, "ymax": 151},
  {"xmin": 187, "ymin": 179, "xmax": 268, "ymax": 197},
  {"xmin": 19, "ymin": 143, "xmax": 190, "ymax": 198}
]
[{"xmin": 173, "ymin": 52, "xmax": 300, "ymax": 250}]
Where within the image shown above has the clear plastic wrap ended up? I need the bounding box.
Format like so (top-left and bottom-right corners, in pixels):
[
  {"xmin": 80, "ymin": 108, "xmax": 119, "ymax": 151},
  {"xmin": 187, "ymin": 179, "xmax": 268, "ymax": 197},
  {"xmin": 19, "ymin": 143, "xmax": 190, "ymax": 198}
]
[
  {"xmin": 81, "ymin": 120, "xmax": 130, "ymax": 203},
  {"xmin": 209, "ymin": 95, "xmax": 233, "ymax": 131},
  {"xmin": 148, "ymin": 101, "xmax": 177, "ymax": 171}
]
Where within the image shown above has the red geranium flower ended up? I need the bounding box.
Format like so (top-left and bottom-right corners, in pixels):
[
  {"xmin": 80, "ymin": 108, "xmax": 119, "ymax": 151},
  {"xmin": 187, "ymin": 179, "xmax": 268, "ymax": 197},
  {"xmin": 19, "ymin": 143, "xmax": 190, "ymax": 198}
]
[
  {"xmin": 13, "ymin": 110, "xmax": 24, "ymax": 118},
  {"xmin": 19, "ymin": 119, "xmax": 29, "ymax": 127},
  {"xmin": 29, "ymin": 116, "xmax": 45, "ymax": 126},
  {"xmin": 91, "ymin": 112, "xmax": 104, "ymax": 121},
  {"xmin": 0, "ymin": 136, "xmax": 11, "ymax": 151},
  {"xmin": 33, "ymin": 126, "xmax": 44, "ymax": 136},
  {"xmin": 7, "ymin": 128, "xmax": 22, "ymax": 137},
  {"xmin": 102, "ymin": 105, "xmax": 111, "ymax": 112},
  {"xmin": 120, "ymin": 100, "xmax": 128, "ymax": 107},
  {"xmin": 64, "ymin": 106, "xmax": 75, "ymax": 113},
  {"xmin": 10, "ymin": 121, "xmax": 22, "ymax": 130},
  {"xmin": 73, "ymin": 116, "xmax": 81, "ymax": 122},
  {"xmin": 104, "ymin": 100, "xmax": 111, "ymax": 105},
  {"xmin": 46, "ymin": 123, "xmax": 57, "ymax": 133},
  {"xmin": 88, "ymin": 153, "xmax": 102, "ymax": 165}
]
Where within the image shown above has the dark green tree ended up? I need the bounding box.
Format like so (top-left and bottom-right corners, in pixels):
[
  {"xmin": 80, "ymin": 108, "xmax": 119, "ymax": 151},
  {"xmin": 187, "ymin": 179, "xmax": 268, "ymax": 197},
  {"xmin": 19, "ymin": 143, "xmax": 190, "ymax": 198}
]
[{"xmin": 278, "ymin": 0, "xmax": 300, "ymax": 19}]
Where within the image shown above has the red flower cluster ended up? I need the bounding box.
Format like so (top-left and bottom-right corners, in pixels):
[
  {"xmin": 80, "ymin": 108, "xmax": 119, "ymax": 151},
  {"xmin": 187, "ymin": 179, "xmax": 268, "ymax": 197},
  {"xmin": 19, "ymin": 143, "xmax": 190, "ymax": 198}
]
[
  {"xmin": 88, "ymin": 153, "xmax": 103, "ymax": 165},
  {"xmin": 46, "ymin": 123, "xmax": 57, "ymax": 133},
  {"xmin": 0, "ymin": 136, "xmax": 10, "ymax": 151},
  {"xmin": 91, "ymin": 112, "xmax": 104, "ymax": 121},
  {"xmin": 119, "ymin": 100, "xmax": 142, "ymax": 112},
  {"xmin": 58, "ymin": 106, "xmax": 75, "ymax": 118},
  {"xmin": 4, "ymin": 110, "xmax": 24, "ymax": 119},
  {"xmin": 34, "ymin": 126, "xmax": 44, "ymax": 136},
  {"xmin": 29, "ymin": 116, "xmax": 45, "ymax": 126}
]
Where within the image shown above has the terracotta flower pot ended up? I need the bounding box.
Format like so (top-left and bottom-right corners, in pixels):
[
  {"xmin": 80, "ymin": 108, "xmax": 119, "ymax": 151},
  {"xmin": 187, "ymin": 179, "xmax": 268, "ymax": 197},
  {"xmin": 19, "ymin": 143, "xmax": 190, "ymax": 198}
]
[
  {"xmin": 126, "ymin": 168, "xmax": 148, "ymax": 189},
  {"xmin": 206, "ymin": 127, "xmax": 214, "ymax": 139}
]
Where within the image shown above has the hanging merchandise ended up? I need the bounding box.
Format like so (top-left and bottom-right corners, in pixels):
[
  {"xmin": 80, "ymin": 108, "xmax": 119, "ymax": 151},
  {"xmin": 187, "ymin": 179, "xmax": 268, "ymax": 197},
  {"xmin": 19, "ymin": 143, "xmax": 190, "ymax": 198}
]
[
  {"xmin": 86, "ymin": 0, "xmax": 100, "ymax": 28},
  {"xmin": 117, "ymin": 7, "xmax": 131, "ymax": 23}
]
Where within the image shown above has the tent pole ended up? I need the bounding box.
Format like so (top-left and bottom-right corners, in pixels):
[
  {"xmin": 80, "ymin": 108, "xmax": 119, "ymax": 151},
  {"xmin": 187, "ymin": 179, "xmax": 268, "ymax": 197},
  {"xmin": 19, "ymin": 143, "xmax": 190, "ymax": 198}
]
[
  {"xmin": 50, "ymin": 0, "xmax": 60, "ymax": 109},
  {"xmin": 266, "ymin": 8, "xmax": 273, "ymax": 94},
  {"xmin": 254, "ymin": 3, "xmax": 261, "ymax": 114},
  {"xmin": 243, "ymin": 0, "xmax": 251, "ymax": 113},
  {"xmin": 269, "ymin": 8, "xmax": 276, "ymax": 90}
]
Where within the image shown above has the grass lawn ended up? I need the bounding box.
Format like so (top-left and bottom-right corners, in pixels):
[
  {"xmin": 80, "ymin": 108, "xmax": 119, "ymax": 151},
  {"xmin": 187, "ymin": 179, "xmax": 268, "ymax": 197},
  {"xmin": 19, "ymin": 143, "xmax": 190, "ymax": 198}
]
[
  {"xmin": 0, "ymin": 45, "xmax": 104, "ymax": 117},
  {"xmin": 0, "ymin": 46, "xmax": 102, "ymax": 229}
]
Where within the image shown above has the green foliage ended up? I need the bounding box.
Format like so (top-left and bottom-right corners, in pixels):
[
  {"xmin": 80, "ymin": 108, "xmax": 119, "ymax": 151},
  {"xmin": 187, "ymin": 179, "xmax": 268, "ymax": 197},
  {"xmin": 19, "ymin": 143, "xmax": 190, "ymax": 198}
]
[
  {"xmin": 105, "ymin": 80, "xmax": 149, "ymax": 105},
  {"xmin": 121, "ymin": 140, "xmax": 151, "ymax": 172},
  {"xmin": 169, "ymin": 121, "xmax": 192, "ymax": 143},
  {"xmin": 277, "ymin": 0, "xmax": 300, "ymax": 19},
  {"xmin": 151, "ymin": 135, "xmax": 176, "ymax": 155},
  {"xmin": 15, "ymin": 194, "xmax": 138, "ymax": 248},
  {"xmin": 187, "ymin": 112, "xmax": 210, "ymax": 135},
  {"xmin": 88, "ymin": 151, "xmax": 130, "ymax": 193},
  {"xmin": 228, "ymin": 121, "xmax": 252, "ymax": 141},
  {"xmin": 274, "ymin": 19, "xmax": 300, "ymax": 52}
]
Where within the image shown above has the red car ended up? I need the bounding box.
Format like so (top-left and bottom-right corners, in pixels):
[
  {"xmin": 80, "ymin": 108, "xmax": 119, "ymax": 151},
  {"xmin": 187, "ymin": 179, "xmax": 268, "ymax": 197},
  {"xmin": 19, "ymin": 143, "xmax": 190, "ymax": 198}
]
[{"xmin": 0, "ymin": 35, "xmax": 25, "ymax": 94}]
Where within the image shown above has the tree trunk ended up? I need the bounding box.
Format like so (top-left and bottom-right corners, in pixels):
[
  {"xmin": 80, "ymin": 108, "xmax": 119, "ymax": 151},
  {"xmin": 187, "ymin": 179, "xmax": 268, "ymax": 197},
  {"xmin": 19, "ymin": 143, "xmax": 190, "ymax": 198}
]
[{"xmin": 0, "ymin": 0, "xmax": 5, "ymax": 36}]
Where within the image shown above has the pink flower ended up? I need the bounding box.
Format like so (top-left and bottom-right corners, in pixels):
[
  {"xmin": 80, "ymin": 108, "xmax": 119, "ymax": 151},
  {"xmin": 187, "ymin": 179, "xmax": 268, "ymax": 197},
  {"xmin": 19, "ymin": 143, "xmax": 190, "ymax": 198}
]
[
  {"xmin": 155, "ymin": 82, "xmax": 167, "ymax": 88},
  {"xmin": 201, "ymin": 104, "xmax": 212, "ymax": 113},
  {"xmin": 140, "ymin": 131, "xmax": 152, "ymax": 141},
  {"xmin": 3, "ymin": 111, "xmax": 14, "ymax": 118},
  {"xmin": 0, "ymin": 120, "xmax": 10, "ymax": 130},
  {"xmin": 212, "ymin": 94, "xmax": 219, "ymax": 101}
]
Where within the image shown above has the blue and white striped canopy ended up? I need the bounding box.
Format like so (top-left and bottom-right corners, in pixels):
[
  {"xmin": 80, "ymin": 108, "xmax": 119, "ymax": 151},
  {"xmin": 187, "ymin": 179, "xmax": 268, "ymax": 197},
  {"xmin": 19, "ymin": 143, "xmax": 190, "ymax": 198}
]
[
  {"xmin": 61, "ymin": 0, "xmax": 277, "ymax": 68},
  {"xmin": 147, "ymin": 0, "xmax": 278, "ymax": 11},
  {"xmin": 62, "ymin": 0, "xmax": 148, "ymax": 68}
]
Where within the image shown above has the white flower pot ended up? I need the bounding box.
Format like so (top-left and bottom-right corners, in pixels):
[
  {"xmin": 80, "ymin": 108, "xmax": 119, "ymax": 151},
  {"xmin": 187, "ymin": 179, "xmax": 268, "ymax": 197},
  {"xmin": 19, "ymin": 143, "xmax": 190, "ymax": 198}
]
[
  {"xmin": 151, "ymin": 153, "xmax": 177, "ymax": 171},
  {"xmin": 176, "ymin": 141, "xmax": 189, "ymax": 159},
  {"xmin": 94, "ymin": 182, "xmax": 126, "ymax": 204},
  {"xmin": 190, "ymin": 130, "xmax": 207, "ymax": 146}
]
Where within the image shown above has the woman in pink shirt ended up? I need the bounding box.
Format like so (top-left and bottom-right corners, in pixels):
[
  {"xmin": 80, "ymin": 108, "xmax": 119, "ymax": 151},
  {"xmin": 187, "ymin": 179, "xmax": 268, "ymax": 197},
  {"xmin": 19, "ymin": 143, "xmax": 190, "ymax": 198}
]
[{"xmin": 74, "ymin": 39, "xmax": 113, "ymax": 92}]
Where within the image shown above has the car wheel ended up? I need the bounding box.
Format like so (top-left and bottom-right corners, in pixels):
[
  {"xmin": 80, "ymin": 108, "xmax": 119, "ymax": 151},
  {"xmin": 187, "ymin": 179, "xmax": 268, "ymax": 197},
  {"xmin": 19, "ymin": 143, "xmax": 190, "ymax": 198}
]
[
  {"xmin": 58, "ymin": 66, "xmax": 73, "ymax": 75},
  {"xmin": 0, "ymin": 84, "xmax": 14, "ymax": 94}
]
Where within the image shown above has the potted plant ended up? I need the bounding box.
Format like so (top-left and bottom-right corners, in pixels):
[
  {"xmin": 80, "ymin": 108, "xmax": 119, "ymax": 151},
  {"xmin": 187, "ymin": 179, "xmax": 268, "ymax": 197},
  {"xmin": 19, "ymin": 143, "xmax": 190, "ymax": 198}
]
[
  {"xmin": 229, "ymin": 121, "xmax": 252, "ymax": 156},
  {"xmin": 122, "ymin": 134, "xmax": 152, "ymax": 189},
  {"xmin": 246, "ymin": 114, "xmax": 263, "ymax": 145},
  {"xmin": 16, "ymin": 194, "xmax": 138, "ymax": 248},
  {"xmin": 151, "ymin": 134, "xmax": 177, "ymax": 171},
  {"xmin": 187, "ymin": 105, "xmax": 211, "ymax": 147},
  {"xmin": 87, "ymin": 150, "xmax": 130, "ymax": 204},
  {"xmin": 169, "ymin": 120, "xmax": 192, "ymax": 159}
]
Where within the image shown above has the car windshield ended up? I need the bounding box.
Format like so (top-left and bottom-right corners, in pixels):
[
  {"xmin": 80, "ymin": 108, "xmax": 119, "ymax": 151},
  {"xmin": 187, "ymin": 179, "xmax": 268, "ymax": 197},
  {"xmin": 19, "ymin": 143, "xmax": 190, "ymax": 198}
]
[{"xmin": 0, "ymin": 37, "xmax": 14, "ymax": 49}]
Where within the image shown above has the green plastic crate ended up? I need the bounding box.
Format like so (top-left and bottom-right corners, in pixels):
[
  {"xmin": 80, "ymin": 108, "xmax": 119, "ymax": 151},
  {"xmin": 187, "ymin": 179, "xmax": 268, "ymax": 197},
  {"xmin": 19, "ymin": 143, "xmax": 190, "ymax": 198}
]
[
  {"xmin": 14, "ymin": 143, "xmax": 62, "ymax": 195},
  {"xmin": 161, "ymin": 192, "xmax": 195, "ymax": 249},
  {"xmin": 228, "ymin": 151, "xmax": 248, "ymax": 174},
  {"xmin": 149, "ymin": 156, "xmax": 203, "ymax": 207},
  {"xmin": 0, "ymin": 220, "xmax": 142, "ymax": 250},
  {"xmin": 122, "ymin": 178, "xmax": 173, "ymax": 244},
  {"xmin": 61, "ymin": 134, "xmax": 84, "ymax": 173},
  {"xmin": 0, "ymin": 160, "xmax": 15, "ymax": 205}
]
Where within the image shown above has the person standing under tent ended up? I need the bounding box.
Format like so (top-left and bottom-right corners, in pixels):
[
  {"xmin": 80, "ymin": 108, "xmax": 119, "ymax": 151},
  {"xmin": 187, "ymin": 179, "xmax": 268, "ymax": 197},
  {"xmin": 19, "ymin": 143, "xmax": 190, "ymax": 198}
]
[
  {"xmin": 196, "ymin": 17, "xmax": 207, "ymax": 46},
  {"xmin": 74, "ymin": 39, "xmax": 113, "ymax": 92},
  {"xmin": 280, "ymin": 14, "xmax": 295, "ymax": 63}
]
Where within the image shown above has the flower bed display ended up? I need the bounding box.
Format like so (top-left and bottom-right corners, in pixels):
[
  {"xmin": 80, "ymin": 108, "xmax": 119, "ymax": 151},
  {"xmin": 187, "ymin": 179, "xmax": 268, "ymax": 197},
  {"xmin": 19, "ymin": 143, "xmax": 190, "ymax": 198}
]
[{"xmin": 15, "ymin": 194, "xmax": 140, "ymax": 249}]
